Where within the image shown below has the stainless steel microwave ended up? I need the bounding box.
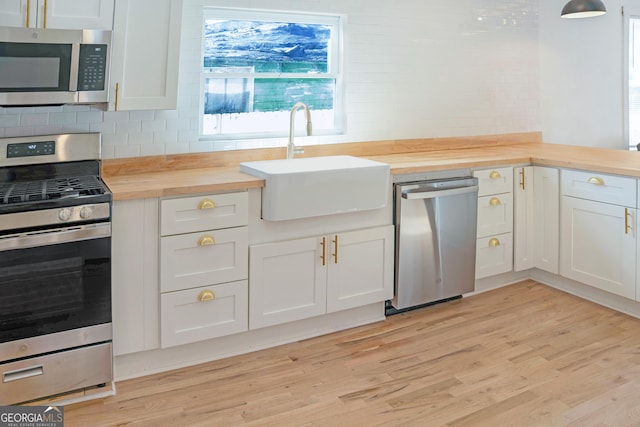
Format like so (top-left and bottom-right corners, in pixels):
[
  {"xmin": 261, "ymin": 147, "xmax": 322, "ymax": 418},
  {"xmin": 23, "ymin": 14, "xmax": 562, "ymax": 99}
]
[{"xmin": 0, "ymin": 27, "xmax": 111, "ymax": 106}]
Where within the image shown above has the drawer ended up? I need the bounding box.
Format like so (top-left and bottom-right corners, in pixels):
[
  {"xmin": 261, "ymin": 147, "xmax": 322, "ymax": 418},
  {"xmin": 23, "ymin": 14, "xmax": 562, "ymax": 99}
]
[
  {"xmin": 160, "ymin": 226, "xmax": 248, "ymax": 293},
  {"xmin": 474, "ymin": 167, "xmax": 513, "ymax": 196},
  {"xmin": 161, "ymin": 281, "xmax": 248, "ymax": 348},
  {"xmin": 477, "ymin": 193, "xmax": 513, "ymax": 237},
  {"xmin": 0, "ymin": 343, "xmax": 112, "ymax": 405},
  {"xmin": 161, "ymin": 192, "xmax": 248, "ymax": 236},
  {"xmin": 561, "ymin": 170, "xmax": 636, "ymax": 207},
  {"xmin": 475, "ymin": 233, "xmax": 513, "ymax": 279}
]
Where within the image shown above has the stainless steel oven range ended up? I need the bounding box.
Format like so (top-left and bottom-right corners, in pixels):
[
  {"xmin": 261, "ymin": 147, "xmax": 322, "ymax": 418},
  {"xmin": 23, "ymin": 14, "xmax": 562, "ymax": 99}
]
[{"xmin": 0, "ymin": 133, "xmax": 112, "ymax": 405}]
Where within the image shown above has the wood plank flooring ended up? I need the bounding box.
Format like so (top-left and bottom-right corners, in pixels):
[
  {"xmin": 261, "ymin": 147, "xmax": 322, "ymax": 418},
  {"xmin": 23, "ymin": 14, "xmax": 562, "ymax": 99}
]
[{"xmin": 64, "ymin": 281, "xmax": 640, "ymax": 426}]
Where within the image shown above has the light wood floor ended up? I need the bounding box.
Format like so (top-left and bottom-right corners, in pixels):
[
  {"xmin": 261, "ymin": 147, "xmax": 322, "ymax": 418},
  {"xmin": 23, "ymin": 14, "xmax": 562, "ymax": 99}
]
[{"xmin": 65, "ymin": 280, "xmax": 640, "ymax": 426}]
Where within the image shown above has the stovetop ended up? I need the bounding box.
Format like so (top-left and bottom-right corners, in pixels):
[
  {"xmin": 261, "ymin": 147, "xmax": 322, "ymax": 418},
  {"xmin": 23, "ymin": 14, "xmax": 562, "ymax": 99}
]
[{"xmin": 0, "ymin": 175, "xmax": 106, "ymax": 205}]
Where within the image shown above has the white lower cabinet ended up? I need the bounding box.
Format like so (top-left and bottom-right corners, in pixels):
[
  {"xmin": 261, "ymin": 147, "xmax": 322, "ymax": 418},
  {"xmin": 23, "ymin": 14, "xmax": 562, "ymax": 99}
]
[
  {"xmin": 474, "ymin": 167, "xmax": 514, "ymax": 279},
  {"xmin": 533, "ymin": 167, "xmax": 559, "ymax": 274},
  {"xmin": 560, "ymin": 196, "xmax": 636, "ymax": 299},
  {"xmin": 111, "ymin": 199, "xmax": 160, "ymax": 356},
  {"xmin": 161, "ymin": 281, "xmax": 248, "ymax": 348},
  {"xmin": 159, "ymin": 191, "xmax": 250, "ymax": 348},
  {"xmin": 249, "ymin": 225, "xmax": 394, "ymax": 329}
]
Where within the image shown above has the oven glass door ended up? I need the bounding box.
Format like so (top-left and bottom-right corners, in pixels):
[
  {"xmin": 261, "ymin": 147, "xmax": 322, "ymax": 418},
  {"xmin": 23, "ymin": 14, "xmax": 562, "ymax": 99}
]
[
  {"xmin": 0, "ymin": 42, "xmax": 72, "ymax": 92},
  {"xmin": 0, "ymin": 224, "xmax": 111, "ymax": 344}
]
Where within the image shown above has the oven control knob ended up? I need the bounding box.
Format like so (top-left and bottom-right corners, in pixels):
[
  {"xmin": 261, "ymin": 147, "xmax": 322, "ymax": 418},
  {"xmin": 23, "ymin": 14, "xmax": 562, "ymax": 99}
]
[
  {"xmin": 80, "ymin": 206, "xmax": 93, "ymax": 219},
  {"xmin": 58, "ymin": 208, "xmax": 72, "ymax": 222}
]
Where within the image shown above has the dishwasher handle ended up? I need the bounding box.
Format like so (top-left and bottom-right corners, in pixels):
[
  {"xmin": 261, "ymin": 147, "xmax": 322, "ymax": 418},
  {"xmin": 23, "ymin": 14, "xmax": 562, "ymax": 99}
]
[{"xmin": 401, "ymin": 185, "xmax": 479, "ymax": 200}]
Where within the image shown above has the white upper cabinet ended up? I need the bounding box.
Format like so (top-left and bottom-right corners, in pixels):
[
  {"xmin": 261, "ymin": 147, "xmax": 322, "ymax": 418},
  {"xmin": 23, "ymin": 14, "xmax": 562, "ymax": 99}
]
[
  {"xmin": 0, "ymin": 0, "xmax": 114, "ymax": 30},
  {"xmin": 109, "ymin": 0, "xmax": 182, "ymax": 111}
]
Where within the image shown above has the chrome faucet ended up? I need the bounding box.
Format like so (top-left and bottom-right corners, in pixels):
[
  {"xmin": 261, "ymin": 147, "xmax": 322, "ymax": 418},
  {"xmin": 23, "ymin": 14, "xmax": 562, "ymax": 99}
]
[{"xmin": 287, "ymin": 102, "xmax": 312, "ymax": 159}]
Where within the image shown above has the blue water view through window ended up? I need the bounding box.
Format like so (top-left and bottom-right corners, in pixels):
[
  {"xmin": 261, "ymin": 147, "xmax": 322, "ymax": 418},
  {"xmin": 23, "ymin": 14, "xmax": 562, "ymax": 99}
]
[{"xmin": 201, "ymin": 11, "xmax": 342, "ymax": 138}]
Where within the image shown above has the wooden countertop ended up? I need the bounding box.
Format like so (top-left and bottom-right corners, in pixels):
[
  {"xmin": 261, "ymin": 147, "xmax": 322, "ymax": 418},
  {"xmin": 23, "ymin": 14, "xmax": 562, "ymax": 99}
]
[{"xmin": 103, "ymin": 136, "xmax": 640, "ymax": 201}]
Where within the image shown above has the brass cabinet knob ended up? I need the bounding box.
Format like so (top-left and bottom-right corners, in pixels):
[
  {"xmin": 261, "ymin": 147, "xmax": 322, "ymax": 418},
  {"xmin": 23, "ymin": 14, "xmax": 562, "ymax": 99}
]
[
  {"xmin": 197, "ymin": 290, "xmax": 216, "ymax": 302},
  {"xmin": 198, "ymin": 235, "xmax": 215, "ymax": 246},
  {"xmin": 588, "ymin": 177, "xmax": 605, "ymax": 186},
  {"xmin": 488, "ymin": 238, "xmax": 501, "ymax": 247},
  {"xmin": 198, "ymin": 199, "xmax": 216, "ymax": 209},
  {"xmin": 489, "ymin": 171, "xmax": 502, "ymax": 179},
  {"xmin": 489, "ymin": 197, "xmax": 502, "ymax": 206}
]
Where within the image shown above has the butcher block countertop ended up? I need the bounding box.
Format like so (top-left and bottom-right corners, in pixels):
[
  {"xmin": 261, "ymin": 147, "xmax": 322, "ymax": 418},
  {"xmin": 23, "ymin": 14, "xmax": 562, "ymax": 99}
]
[{"xmin": 102, "ymin": 132, "xmax": 640, "ymax": 201}]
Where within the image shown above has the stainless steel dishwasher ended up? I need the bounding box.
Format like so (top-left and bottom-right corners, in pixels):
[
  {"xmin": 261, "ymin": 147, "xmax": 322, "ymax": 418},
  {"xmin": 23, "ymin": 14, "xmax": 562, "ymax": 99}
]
[{"xmin": 388, "ymin": 174, "xmax": 479, "ymax": 313}]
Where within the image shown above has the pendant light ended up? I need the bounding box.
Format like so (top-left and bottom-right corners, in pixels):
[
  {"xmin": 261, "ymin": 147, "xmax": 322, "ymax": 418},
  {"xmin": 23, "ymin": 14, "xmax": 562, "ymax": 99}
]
[{"xmin": 561, "ymin": 0, "xmax": 607, "ymax": 18}]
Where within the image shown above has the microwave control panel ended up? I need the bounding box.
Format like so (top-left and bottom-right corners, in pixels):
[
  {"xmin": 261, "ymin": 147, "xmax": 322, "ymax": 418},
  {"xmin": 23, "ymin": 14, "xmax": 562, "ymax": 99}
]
[{"xmin": 77, "ymin": 44, "xmax": 108, "ymax": 92}]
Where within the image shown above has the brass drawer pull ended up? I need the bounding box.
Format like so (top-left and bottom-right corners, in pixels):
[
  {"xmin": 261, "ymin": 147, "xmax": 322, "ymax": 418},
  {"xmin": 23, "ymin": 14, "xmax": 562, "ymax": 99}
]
[
  {"xmin": 198, "ymin": 199, "xmax": 216, "ymax": 209},
  {"xmin": 197, "ymin": 290, "xmax": 216, "ymax": 302},
  {"xmin": 489, "ymin": 171, "xmax": 502, "ymax": 179},
  {"xmin": 320, "ymin": 236, "xmax": 326, "ymax": 266},
  {"xmin": 625, "ymin": 208, "xmax": 632, "ymax": 235},
  {"xmin": 588, "ymin": 177, "xmax": 605, "ymax": 186},
  {"xmin": 488, "ymin": 238, "xmax": 501, "ymax": 247},
  {"xmin": 198, "ymin": 235, "xmax": 215, "ymax": 246},
  {"xmin": 332, "ymin": 235, "xmax": 339, "ymax": 264},
  {"xmin": 489, "ymin": 197, "xmax": 502, "ymax": 206}
]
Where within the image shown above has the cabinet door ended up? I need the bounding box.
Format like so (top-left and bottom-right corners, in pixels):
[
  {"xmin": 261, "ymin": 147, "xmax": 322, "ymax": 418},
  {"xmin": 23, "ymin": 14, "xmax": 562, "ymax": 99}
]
[
  {"xmin": 560, "ymin": 196, "xmax": 636, "ymax": 299},
  {"xmin": 326, "ymin": 225, "xmax": 394, "ymax": 313},
  {"xmin": 0, "ymin": 0, "xmax": 32, "ymax": 27},
  {"xmin": 110, "ymin": 0, "xmax": 182, "ymax": 110},
  {"xmin": 111, "ymin": 199, "xmax": 160, "ymax": 356},
  {"xmin": 477, "ymin": 192, "xmax": 513, "ymax": 237},
  {"xmin": 42, "ymin": 0, "xmax": 114, "ymax": 30},
  {"xmin": 249, "ymin": 237, "xmax": 327, "ymax": 329},
  {"xmin": 534, "ymin": 167, "xmax": 559, "ymax": 274},
  {"xmin": 513, "ymin": 167, "xmax": 534, "ymax": 271}
]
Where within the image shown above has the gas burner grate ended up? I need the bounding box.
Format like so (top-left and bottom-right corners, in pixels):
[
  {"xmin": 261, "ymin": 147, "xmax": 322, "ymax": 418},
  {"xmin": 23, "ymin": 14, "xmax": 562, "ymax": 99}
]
[{"xmin": 0, "ymin": 176, "xmax": 105, "ymax": 205}]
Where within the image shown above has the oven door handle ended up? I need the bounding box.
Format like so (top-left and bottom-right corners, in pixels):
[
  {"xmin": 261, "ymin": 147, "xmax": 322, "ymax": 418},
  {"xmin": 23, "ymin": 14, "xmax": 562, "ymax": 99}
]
[{"xmin": 0, "ymin": 223, "xmax": 111, "ymax": 252}]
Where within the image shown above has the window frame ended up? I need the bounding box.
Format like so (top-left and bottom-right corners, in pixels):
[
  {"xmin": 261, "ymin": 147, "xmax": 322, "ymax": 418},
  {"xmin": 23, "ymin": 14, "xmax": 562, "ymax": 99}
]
[
  {"xmin": 199, "ymin": 7, "xmax": 345, "ymax": 141},
  {"xmin": 624, "ymin": 5, "xmax": 640, "ymax": 150}
]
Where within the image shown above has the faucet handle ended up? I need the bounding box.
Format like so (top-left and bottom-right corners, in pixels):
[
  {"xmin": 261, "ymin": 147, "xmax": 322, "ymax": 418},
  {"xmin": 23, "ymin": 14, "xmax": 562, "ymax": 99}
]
[{"xmin": 294, "ymin": 146, "xmax": 305, "ymax": 155}]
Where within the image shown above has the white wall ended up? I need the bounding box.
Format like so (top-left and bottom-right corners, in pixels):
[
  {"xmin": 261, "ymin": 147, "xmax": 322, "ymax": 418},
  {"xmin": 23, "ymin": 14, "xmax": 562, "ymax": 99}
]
[
  {"xmin": 539, "ymin": 0, "xmax": 625, "ymax": 149},
  {"xmin": 0, "ymin": 0, "xmax": 540, "ymax": 159}
]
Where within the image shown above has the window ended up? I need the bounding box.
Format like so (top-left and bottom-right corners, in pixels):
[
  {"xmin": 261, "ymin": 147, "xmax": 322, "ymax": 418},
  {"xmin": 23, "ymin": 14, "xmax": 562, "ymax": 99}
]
[
  {"xmin": 200, "ymin": 9, "xmax": 343, "ymax": 139},
  {"xmin": 626, "ymin": 7, "xmax": 640, "ymax": 150}
]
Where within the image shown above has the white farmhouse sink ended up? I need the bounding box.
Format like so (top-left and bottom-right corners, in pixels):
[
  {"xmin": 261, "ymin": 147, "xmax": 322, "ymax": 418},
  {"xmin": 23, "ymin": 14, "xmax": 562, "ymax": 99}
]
[{"xmin": 239, "ymin": 155, "xmax": 390, "ymax": 221}]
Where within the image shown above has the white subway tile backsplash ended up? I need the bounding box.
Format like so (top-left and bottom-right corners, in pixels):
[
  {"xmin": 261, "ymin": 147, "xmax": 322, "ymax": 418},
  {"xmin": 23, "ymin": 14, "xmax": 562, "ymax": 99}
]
[
  {"xmin": 140, "ymin": 144, "xmax": 166, "ymax": 157},
  {"xmin": 77, "ymin": 111, "xmax": 104, "ymax": 124},
  {"xmin": 129, "ymin": 110, "xmax": 155, "ymax": 121},
  {"xmin": 49, "ymin": 112, "xmax": 77, "ymax": 125},
  {"xmin": 20, "ymin": 113, "xmax": 48, "ymax": 126},
  {"xmin": 0, "ymin": 115, "xmax": 20, "ymax": 128},
  {"xmin": 90, "ymin": 122, "xmax": 116, "ymax": 134},
  {"xmin": 141, "ymin": 119, "xmax": 166, "ymax": 133},
  {"xmin": 127, "ymin": 131, "xmax": 154, "ymax": 145},
  {"xmin": 114, "ymin": 144, "xmax": 141, "ymax": 158},
  {"xmin": 154, "ymin": 131, "xmax": 179, "ymax": 145},
  {"xmin": 0, "ymin": 0, "xmax": 539, "ymax": 159}
]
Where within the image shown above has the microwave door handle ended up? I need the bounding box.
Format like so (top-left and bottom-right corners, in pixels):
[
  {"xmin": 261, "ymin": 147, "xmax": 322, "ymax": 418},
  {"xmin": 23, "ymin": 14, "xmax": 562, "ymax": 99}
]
[{"xmin": 69, "ymin": 43, "xmax": 80, "ymax": 92}]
